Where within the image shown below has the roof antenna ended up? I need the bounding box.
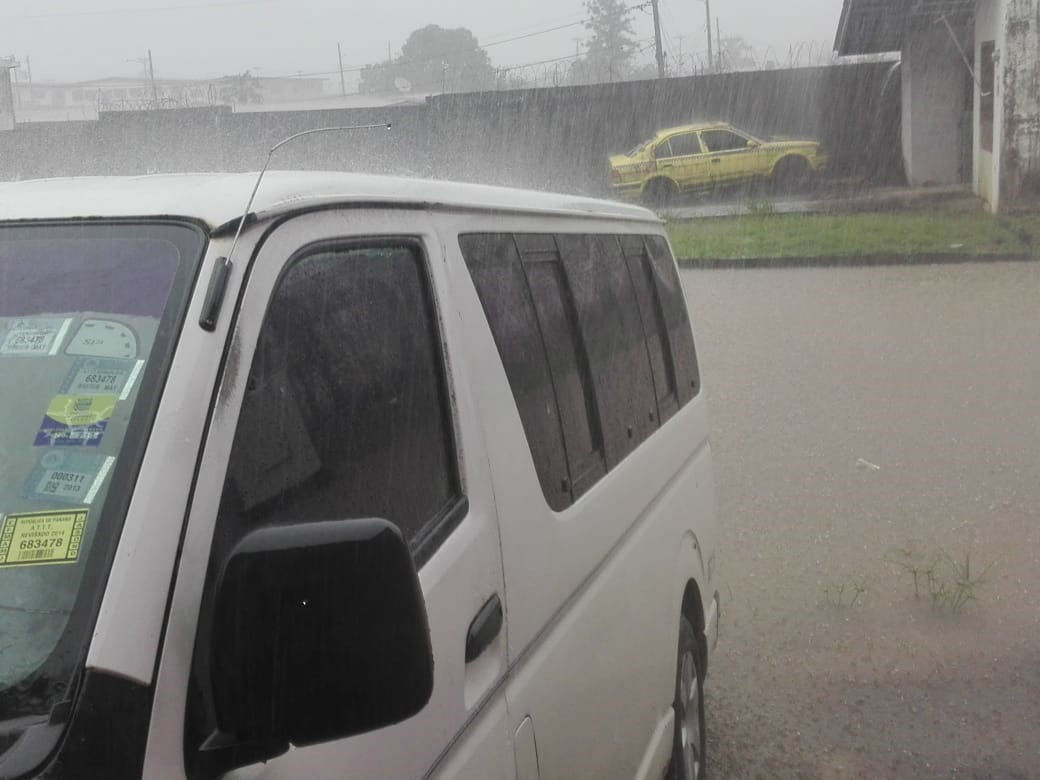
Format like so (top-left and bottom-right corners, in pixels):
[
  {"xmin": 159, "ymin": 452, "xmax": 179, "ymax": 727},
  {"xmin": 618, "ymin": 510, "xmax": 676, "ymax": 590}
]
[
  {"xmin": 200, "ymin": 122, "xmax": 391, "ymax": 331},
  {"xmin": 227, "ymin": 122, "xmax": 392, "ymax": 263}
]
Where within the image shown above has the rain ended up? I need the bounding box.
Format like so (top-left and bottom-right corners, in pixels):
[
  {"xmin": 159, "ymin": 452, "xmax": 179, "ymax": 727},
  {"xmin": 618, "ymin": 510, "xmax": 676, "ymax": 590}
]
[{"xmin": 0, "ymin": 0, "xmax": 1038, "ymax": 778}]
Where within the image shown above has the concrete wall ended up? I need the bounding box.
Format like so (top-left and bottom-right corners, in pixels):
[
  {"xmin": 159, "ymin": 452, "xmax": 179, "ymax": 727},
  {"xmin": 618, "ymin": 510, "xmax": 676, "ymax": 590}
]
[
  {"xmin": 0, "ymin": 70, "xmax": 13, "ymax": 132},
  {"xmin": 902, "ymin": 19, "xmax": 972, "ymax": 187},
  {"xmin": 0, "ymin": 63, "xmax": 904, "ymax": 195},
  {"xmin": 1000, "ymin": 0, "xmax": 1040, "ymax": 206}
]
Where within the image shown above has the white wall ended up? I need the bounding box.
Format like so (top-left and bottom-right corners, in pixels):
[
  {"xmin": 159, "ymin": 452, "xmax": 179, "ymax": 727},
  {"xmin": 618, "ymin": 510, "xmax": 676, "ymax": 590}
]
[
  {"xmin": 975, "ymin": 0, "xmax": 1004, "ymax": 210},
  {"xmin": 902, "ymin": 21, "xmax": 971, "ymax": 187}
]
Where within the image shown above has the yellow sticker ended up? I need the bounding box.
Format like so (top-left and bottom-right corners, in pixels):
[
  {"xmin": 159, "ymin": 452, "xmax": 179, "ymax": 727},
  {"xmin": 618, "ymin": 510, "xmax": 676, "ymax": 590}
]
[
  {"xmin": 0, "ymin": 509, "xmax": 87, "ymax": 567},
  {"xmin": 34, "ymin": 395, "xmax": 117, "ymax": 448}
]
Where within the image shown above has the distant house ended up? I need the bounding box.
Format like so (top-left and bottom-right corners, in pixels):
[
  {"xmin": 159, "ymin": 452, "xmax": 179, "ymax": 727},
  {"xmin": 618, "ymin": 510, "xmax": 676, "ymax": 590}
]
[
  {"xmin": 9, "ymin": 75, "xmax": 327, "ymax": 123},
  {"xmin": 835, "ymin": 0, "xmax": 1039, "ymax": 212}
]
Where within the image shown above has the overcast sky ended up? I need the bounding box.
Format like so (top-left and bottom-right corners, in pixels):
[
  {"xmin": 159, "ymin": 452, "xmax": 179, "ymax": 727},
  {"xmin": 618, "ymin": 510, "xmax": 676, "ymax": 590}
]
[{"xmin": 3, "ymin": 0, "xmax": 843, "ymax": 86}]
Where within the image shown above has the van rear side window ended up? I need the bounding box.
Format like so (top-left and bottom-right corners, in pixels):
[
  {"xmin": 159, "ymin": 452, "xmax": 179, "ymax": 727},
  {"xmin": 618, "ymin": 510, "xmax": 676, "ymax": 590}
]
[
  {"xmin": 556, "ymin": 234, "xmax": 657, "ymax": 467},
  {"xmin": 645, "ymin": 235, "xmax": 700, "ymax": 403},
  {"xmin": 460, "ymin": 231, "xmax": 700, "ymax": 511}
]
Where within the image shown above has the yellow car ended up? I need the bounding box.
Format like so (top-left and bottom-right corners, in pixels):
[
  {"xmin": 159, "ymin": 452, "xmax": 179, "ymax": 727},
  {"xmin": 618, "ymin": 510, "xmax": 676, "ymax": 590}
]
[{"xmin": 609, "ymin": 121, "xmax": 828, "ymax": 205}]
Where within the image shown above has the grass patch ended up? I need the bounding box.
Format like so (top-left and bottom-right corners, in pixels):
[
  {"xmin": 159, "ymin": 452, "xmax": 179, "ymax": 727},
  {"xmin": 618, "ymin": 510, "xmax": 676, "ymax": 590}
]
[{"xmin": 666, "ymin": 211, "xmax": 1040, "ymax": 260}]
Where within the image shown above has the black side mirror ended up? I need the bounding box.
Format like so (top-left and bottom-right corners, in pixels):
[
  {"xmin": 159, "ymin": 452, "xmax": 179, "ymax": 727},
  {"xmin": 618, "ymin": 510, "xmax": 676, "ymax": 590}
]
[{"xmin": 202, "ymin": 518, "xmax": 433, "ymax": 766}]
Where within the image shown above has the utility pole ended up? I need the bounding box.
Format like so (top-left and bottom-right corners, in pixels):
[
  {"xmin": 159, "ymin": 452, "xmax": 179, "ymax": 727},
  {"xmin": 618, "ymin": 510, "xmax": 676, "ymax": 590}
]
[
  {"xmin": 26, "ymin": 55, "xmax": 32, "ymax": 105},
  {"xmin": 147, "ymin": 49, "xmax": 158, "ymax": 105},
  {"xmin": 337, "ymin": 43, "xmax": 346, "ymax": 96},
  {"xmin": 650, "ymin": 0, "xmax": 665, "ymax": 78},
  {"xmin": 716, "ymin": 17, "xmax": 723, "ymax": 71},
  {"xmin": 703, "ymin": 0, "xmax": 714, "ymax": 73}
]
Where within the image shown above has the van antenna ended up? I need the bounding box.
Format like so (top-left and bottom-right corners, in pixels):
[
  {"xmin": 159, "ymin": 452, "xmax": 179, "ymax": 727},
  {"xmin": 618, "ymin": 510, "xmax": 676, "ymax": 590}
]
[{"xmin": 226, "ymin": 122, "xmax": 392, "ymax": 263}]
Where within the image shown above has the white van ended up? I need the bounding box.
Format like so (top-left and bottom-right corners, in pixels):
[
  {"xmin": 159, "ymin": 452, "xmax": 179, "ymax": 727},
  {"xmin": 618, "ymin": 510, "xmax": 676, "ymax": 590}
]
[{"xmin": 0, "ymin": 173, "xmax": 718, "ymax": 780}]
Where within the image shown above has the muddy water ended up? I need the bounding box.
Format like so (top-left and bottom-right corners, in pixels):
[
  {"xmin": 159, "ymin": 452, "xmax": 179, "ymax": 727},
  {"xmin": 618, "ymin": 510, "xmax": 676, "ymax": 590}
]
[{"xmin": 682, "ymin": 261, "xmax": 1040, "ymax": 779}]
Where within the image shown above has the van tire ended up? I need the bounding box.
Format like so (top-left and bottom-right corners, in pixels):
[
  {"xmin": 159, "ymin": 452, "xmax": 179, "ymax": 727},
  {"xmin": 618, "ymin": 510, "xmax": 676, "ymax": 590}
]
[
  {"xmin": 669, "ymin": 617, "xmax": 706, "ymax": 780},
  {"xmin": 644, "ymin": 178, "xmax": 678, "ymax": 208},
  {"xmin": 770, "ymin": 156, "xmax": 811, "ymax": 193}
]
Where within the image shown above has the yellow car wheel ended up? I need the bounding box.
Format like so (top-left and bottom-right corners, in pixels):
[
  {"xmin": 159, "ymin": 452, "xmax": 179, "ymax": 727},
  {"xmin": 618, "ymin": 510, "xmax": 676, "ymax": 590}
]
[
  {"xmin": 643, "ymin": 178, "xmax": 678, "ymax": 208},
  {"xmin": 771, "ymin": 157, "xmax": 812, "ymax": 194}
]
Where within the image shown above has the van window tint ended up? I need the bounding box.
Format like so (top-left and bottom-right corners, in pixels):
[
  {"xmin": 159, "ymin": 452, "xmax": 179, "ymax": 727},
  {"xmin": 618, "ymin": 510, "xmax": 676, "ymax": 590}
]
[
  {"xmin": 459, "ymin": 234, "xmax": 571, "ymax": 511},
  {"xmin": 520, "ymin": 247, "xmax": 605, "ymax": 496},
  {"xmin": 645, "ymin": 235, "xmax": 700, "ymax": 404},
  {"xmin": 557, "ymin": 234, "xmax": 658, "ymax": 465},
  {"xmin": 620, "ymin": 235, "xmax": 680, "ymax": 420},
  {"xmin": 217, "ymin": 242, "xmax": 460, "ymax": 557}
]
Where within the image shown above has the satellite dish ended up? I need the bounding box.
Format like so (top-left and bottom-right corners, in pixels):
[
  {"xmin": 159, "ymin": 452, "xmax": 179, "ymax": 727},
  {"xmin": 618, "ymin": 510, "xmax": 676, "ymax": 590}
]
[{"xmin": 394, "ymin": 77, "xmax": 412, "ymax": 93}]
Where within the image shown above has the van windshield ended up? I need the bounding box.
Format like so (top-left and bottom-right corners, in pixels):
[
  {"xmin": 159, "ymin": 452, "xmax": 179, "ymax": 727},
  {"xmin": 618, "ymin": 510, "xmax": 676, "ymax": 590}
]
[{"xmin": 0, "ymin": 221, "xmax": 202, "ymax": 727}]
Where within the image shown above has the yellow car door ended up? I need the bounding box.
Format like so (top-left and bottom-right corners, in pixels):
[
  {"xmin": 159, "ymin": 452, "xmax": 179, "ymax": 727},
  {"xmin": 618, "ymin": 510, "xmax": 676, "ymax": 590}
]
[
  {"xmin": 654, "ymin": 132, "xmax": 712, "ymax": 191},
  {"xmin": 699, "ymin": 128, "xmax": 762, "ymax": 187}
]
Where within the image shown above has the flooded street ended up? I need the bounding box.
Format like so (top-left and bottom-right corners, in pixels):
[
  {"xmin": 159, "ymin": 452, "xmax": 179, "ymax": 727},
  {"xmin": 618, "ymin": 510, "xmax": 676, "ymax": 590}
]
[{"xmin": 684, "ymin": 260, "xmax": 1040, "ymax": 779}]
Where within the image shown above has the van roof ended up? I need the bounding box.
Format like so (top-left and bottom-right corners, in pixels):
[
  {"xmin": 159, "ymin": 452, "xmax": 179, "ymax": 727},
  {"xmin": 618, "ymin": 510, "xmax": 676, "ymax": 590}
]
[{"xmin": 0, "ymin": 172, "xmax": 659, "ymax": 229}]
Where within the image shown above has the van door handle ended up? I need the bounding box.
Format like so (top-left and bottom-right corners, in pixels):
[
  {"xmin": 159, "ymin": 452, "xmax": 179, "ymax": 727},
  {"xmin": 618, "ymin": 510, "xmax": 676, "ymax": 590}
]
[{"xmin": 465, "ymin": 593, "xmax": 503, "ymax": 663}]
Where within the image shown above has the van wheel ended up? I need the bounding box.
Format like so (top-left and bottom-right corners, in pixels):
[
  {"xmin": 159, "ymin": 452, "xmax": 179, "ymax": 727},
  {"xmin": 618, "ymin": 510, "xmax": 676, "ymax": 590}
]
[
  {"xmin": 669, "ymin": 617, "xmax": 706, "ymax": 780},
  {"xmin": 771, "ymin": 157, "xmax": 811, "ymax": 193},
  {"xmin": 643, "ymin": 179, "xmax": 678, "ymax": 208}
]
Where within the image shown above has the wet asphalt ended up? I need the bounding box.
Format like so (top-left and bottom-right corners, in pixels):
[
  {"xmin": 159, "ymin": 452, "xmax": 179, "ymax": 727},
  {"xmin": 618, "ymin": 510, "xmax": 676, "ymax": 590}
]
[{"xmin": 682, "ymin": 260, "xmax": 1040, "ymax": 779}]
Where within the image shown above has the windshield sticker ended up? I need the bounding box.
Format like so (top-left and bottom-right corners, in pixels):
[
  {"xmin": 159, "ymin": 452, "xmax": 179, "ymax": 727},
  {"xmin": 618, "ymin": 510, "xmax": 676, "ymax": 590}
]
[
  {"xmin": 33, "ymin": 394, "xmax": 117, "ymax": 448},
  {"xmin": 65, "ymin": 319, "xmax": 138, "ymax": 359},
  {"xmin": 22, "ymin": 452, "xmax": 116, "ymax": 505},
  {"xmin": 60, "ymin": 357, "xmax": 139, "ymax": 397},
  {"xmin": 0, "ymin": 509, "xmax": 87, "ymax": 568},
  {"xmin": 0, "ymin": 317, "xmax": 73, "ymax": 357}
]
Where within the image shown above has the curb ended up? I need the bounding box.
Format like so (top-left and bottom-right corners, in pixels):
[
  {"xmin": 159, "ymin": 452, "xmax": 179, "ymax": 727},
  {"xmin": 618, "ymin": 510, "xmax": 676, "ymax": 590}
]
[{"xmin": 676, "ymin": 253, "xmax": 1036, "ymax": 269}]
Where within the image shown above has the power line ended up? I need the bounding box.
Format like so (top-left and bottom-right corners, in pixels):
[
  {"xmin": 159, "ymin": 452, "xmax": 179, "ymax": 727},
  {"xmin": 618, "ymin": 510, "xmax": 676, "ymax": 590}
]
[{"xmin": 258, "ymin": 1, "xmax": 653, "ymax": 80}]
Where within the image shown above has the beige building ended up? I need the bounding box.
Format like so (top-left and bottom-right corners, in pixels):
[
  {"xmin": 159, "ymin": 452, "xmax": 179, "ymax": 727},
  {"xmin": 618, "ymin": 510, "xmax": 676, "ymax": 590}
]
[{"xmin": 836, "ymin": 0, "xmax": 1040, "ymax": 212}]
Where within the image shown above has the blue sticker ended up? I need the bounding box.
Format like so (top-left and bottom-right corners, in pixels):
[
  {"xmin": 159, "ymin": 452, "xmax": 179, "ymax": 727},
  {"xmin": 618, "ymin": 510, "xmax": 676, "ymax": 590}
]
[
  {"xmin": 23, "ymin": 451, "xmax": 115, "ymax": 504},
  {"xmin": 33, "ymin": 395, "xmax": 116, "ymax": 448}
]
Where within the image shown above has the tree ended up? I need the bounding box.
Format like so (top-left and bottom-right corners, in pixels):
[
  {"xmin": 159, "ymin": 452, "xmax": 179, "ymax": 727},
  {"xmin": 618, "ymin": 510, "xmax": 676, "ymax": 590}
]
[
  {"xmin": 718, "ymin": 36, "xmax": 757, "ymax": 71},
  {"xmin": 570, "ymin": 0, "xmax": 638, "ymax": 84},
  {"xmin": 217, "ymin": 70, "xmax": 263, "ymax": 105},
  {"xmin": 360, "ymin": 25, "xmax": 495, "ymax": 94}
]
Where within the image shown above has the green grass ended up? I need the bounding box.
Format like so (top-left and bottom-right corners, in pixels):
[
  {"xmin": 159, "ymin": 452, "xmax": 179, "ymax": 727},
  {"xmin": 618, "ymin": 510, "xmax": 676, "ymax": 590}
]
[{"xmin": 666, "ymin": 211, "xmax": 1040, "ymax": 260}]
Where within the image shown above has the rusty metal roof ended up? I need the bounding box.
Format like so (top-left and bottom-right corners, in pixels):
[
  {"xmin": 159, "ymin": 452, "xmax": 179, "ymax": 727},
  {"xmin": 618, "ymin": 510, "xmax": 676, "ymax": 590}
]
[{"xmin": 834, "ymin": 0, "xmax": 975, "ymax": 55}]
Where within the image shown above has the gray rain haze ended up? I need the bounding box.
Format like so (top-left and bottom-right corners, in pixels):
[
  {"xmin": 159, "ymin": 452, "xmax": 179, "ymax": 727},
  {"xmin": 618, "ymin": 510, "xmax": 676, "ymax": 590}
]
[{"xmin": 5, "ymin": 0, "xmax": 842, "ymax": 84}]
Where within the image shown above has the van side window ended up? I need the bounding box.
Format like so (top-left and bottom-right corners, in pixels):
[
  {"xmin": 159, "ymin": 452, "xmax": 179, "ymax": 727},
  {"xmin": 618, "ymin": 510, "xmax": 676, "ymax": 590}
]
[
  {"xmin": 517, "ymin": 235, "xmax": 606, "ymax": 498},
  {"xmin": 461, "ymin": 231, "xmax": 697, "ymax": 511},
  {"xmin": 556, "ymin": 234, "xmax": 658, "ymax": 466},
  {"xmin": 218, "ymin": 242, "xmax": 461, "ymax": 561},
  {"xmin": 620, "ymin": 235, "xmax": 680, "ymax": 420},
  {"xmin": 644, "ymin": 235, "xmax": 700, "ymax": 404},
  {"xmin": 459, "ymin": 234, "xmax": 572, "ymax": 510}
]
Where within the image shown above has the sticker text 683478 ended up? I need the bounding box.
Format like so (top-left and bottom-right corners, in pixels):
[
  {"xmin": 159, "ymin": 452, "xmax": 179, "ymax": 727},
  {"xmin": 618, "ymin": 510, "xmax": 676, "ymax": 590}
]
[{"xmin": 0, "ymin": 509, "xmax": 88, "ymax": 567}]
